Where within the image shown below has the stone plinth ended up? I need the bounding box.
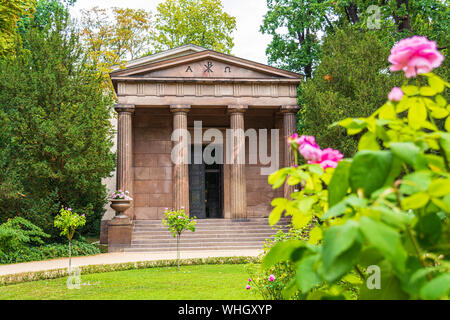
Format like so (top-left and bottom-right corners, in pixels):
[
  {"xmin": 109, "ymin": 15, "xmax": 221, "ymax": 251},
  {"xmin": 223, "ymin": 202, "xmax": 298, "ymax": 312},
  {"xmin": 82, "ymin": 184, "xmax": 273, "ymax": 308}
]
[{"xmin": 107, "ymin": 216, "xmax": 132, "ymax": 252}]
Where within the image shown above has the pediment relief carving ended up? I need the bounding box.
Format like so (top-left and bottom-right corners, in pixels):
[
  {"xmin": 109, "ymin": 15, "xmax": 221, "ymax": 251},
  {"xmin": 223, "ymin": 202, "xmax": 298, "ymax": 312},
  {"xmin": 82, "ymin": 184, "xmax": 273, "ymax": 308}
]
[
  {"xmin": 110, "ymin": 51, "xmax": 302, "ymax": 80},
  {"xmin": 142, "ymin": 59, "xmax": 278, "ymax": 79}
]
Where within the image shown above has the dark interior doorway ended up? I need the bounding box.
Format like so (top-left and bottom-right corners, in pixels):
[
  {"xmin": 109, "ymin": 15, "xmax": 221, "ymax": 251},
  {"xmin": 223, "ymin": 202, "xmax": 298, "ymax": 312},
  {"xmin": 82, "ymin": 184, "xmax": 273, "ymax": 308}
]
[{"xmin": 189, "ymin": 145, "xmax": 223, "ymax": 219}]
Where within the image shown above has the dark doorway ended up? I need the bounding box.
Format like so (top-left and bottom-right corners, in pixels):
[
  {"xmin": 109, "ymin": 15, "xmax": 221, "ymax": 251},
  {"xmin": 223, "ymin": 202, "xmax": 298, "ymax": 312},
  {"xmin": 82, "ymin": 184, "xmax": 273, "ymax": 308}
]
[{"xmin": 189, "ymin": 145, "xmax": 223, "ymax": 219}]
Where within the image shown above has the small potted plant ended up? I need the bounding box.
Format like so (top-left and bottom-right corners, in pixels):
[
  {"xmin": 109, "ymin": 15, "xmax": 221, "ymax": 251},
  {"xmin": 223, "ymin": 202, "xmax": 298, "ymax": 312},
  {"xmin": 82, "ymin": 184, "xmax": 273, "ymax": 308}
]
[{"xmin": 110, "ymin": 190, "xmax": 133, "ymax": 218}]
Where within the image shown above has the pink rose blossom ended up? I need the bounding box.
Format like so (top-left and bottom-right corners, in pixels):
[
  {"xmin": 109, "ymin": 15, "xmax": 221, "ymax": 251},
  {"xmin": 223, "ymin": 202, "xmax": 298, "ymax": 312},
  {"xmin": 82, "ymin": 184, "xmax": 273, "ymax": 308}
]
[
  {"xmin": 321, "ymin": 148, "xmax": 344, "ymax": 163},
  {"xmin": 246, "ymin": 285, "xmax": 251, "ymax": 290},
  {"xmin": 269, "ymin": 274, "xmax": 275, "ymax": 282},
  {"xmin": 287, "ymin": 133, "xmax": 301, "ymax": 146},
  {"xmin": 308, "ymin": 148, "xmax": 344, "ymax": 169},
  {"xmin": 248, "ymin": 278, "xmax": 252, "ymax": 282},
  {"xmin": 388, "ymin": 87, "xmax": 404, "ymax": 102},
  {"xmin": 298, "ymin": 135, "xmax": 319, "ymax": 148},
  {"xmin": 298, "ymin": 135, "xmax": 322, "ymax": 162},
  {"xmin": 299, "ymin": 143, "xmax": 322, "ymax": 162},
  {"xmin": 318, "ymin": 160, "xmax": 339, "ymax": 169},
  {"xmin": 389, "ymin": 36, "xmax": 444, "ymax": 78}
]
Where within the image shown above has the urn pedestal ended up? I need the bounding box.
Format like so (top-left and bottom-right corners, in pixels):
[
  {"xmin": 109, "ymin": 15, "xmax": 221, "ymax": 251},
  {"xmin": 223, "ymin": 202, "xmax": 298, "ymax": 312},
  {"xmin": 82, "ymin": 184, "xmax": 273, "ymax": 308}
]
[{"xmin": 108, "ymin": 199, "xmax": 133, "ymax": 252}]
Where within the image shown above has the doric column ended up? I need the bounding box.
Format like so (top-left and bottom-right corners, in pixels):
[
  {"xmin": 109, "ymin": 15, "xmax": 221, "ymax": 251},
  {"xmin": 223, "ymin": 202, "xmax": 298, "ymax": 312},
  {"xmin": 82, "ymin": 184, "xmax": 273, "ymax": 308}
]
[
  {"xmin": 108, "ymin": 104, "xmax": 134, "ymax": 252},
  {"xmin": 171, "ymin": 104, "xmax": 191, "ymax": 213},
  {"xmin": 281, "ymin": 105, "xmax": 300, "ymax": 198},
  {"xmin": 115, "ymin": 104, "xmax": 135, "ymax": 218},
  {"xmin": 228, "ymin": 105, "xmax": 248, "ymax": 220}
]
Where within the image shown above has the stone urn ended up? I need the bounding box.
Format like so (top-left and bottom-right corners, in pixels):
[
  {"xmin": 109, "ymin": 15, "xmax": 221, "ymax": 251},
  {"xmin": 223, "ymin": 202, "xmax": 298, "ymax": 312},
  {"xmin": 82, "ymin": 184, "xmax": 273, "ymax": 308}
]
[{"xmin": 110, "ymin": 199, "xmax": 132, "ymax": 219}]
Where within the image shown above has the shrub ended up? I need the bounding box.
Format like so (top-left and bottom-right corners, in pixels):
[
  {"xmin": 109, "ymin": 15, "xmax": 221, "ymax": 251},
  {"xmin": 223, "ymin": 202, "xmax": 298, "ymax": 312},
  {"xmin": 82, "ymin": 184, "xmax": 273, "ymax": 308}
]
[
  {"xmin": 0, "ymin": 241, "xmax": 100, "ymax": 265},
  {"xmin": 265, "ymin": 36, "xmax": 450, "ymax": 300},
  {"xmin": 0, "ymin": 217, "xmax": 50, "ymax": 254},
  {"xmin": 246, "ymin": 225, "xmax": 310, "ymax": 300}
]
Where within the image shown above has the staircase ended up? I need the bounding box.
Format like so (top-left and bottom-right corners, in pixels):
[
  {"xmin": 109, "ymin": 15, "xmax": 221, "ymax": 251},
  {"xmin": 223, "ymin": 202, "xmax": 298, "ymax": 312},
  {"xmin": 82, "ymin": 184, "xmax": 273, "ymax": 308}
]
[{"xmin": 124, "ymin": 218, "xmax": 290, "ymax": 252}]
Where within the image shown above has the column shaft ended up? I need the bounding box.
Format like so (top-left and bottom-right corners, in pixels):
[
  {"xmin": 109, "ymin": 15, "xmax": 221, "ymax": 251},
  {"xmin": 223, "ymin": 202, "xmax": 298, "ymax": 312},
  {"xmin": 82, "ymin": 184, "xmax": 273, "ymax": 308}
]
[
  {"xmin": 228, "ymin": 105, "xmax": 247, "ymax": 220},
  {"xmin": 171, "ymin": 105, "xmax": 190, "ymax": 213},
  {"xmin": 281, "ymin": 105, "xmax": 300, "ymax": 199},
  {"xmin": 115, "ymin": 104, "xmax": 135, "ymax": 218}
]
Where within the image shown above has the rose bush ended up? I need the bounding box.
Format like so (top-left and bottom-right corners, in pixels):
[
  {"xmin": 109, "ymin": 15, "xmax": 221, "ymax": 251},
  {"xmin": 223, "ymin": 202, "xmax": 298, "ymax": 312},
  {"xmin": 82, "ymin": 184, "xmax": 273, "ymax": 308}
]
[{"xmin": 264, "ymin": 36, "xmax": 449, "ymax": 300}]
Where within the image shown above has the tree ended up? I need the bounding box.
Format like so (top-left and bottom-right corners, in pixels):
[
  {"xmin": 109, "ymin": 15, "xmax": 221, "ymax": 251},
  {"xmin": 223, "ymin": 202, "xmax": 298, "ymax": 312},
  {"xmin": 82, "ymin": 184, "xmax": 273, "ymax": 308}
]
[
  {"xmin": 261, "ymin": 0, "xmax": 449, "ymax": 78},
  {"xmin": 264, "ymin": 38, "xmax": 450, "ymax": 300},
  {"xmin": 152, "ymin": 0, "xmax": 236, "ymax": 54},
  {"xmin": 300, "ymin": 28, "xmax": 402, "ymax": 157},
  {"xmin": 80, "ymin": 6, "xmax": 153, "ymax": 87},
  {"xmin": 18, "ymin": 0, "xmax": 76, "ymax": 37},
  {"xmin": 0, "ymin": 9, "xmax": 116, "ymax": 237},
  {"xmin": 0, "ymin": 0, "xmax": 36, "ymax": 57},
  {"xmin": 54, "ymin": 207, "xmax": 86, "ymax": 274},
  {"xmin": 162, "ymin": 208, "xmax": 196, "ymax": 270},
  {"xmin": 261, "ymin": 0, "xmax": 334, "ymax": 79}
]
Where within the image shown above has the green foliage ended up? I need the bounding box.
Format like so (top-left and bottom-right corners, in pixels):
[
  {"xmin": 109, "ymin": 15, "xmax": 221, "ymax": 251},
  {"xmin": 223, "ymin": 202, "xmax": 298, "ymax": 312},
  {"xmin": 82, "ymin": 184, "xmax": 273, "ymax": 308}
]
[
  {"xmin": 0, "ymin": 8, "xmax": 116, "ymax": 238},
  {"xmin": 0, "ymin": 217, "xmax": 50, "ymax": 254},
  {"xmin": 264, "ymin": 69, "xmax": 450, "ymax": 299},
  {"xmin": 260, "ymin": 0, "xmax": 330, "ymax": 78},
  {"xmin": 0, "ymin": 216, "xmax": 96, "ymax": 265},
  {"xmin": 18, "ymin": 0, "xmax": 75, "ymax": 38},
  {"xmin": 301, "ymin": 28, "xmax": 402, "ymax": 157},
  {"xmin": 162, "ymin": 208, "xmax": 196, "ymax": 237},
  {"xmin": 54, "ymin": 208, "xmax": 86, "ymax": 241},
  {"xmin": 0, "ymin": 0, "xmax": 35, "ymax": 57},
  {"xmin": 261, "ymin": 0, "xmax": 449, "ymax": 79},
  {"xmin": 0, "ymin": 240, "xmax": 100, "ymax": 265},
  {"xmin": 247, "ymin": 227, "xmax": 309, "ymax": 300},
  {"xmin": 151, "ymin": 0, "xmax": 236, "ymax": 54},
  {"xmin": 162, "ymin": 208, "xmax": 196, "ymax": 270}
]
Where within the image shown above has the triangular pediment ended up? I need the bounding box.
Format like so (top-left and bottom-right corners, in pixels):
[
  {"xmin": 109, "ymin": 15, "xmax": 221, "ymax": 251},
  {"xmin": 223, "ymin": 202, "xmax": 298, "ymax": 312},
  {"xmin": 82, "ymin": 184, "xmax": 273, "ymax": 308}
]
[{"xmin": 110, "ymin": 48, "xmax": 301, "ymax": 80}]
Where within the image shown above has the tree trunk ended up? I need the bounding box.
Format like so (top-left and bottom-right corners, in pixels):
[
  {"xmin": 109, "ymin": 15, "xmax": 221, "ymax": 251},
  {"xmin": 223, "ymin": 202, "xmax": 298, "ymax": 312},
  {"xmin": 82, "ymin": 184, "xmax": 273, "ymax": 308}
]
[
  {"xmin": 394, "ymin": 0, "xmax": 411, "ymax": 32},
  {"xmin": 345, "ymin": 3, "xmax": 360, "ymax": 24},
  {"xmin": 177, "ymin": 234, "xmax": 180, "ymax": 271},
  {"xmin": 68, "ymin": 240, "xmax": 72, "ymax": 275}
]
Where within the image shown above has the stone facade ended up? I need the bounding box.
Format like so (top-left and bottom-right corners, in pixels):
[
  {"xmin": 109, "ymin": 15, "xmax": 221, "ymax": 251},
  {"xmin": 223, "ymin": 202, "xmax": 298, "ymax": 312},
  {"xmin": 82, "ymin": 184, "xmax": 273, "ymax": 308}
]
[{"xmin": 103, "ymin": 45, "xmax": 301, "ymax": 251}]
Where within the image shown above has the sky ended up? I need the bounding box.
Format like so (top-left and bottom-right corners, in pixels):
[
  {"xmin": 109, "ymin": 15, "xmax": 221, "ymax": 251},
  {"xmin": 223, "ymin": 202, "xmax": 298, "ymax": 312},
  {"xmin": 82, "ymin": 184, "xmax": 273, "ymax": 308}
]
[{"xmin": 70, "ymin": 0, "xmax": 272, "ymax": 64}]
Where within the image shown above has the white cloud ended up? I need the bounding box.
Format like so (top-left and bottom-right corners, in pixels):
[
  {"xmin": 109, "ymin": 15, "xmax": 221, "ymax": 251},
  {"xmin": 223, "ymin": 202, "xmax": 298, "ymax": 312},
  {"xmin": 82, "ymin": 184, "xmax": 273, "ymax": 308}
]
[{"xmin": 70, "ymin": 0, "xmax": 271, "ymax": 64}]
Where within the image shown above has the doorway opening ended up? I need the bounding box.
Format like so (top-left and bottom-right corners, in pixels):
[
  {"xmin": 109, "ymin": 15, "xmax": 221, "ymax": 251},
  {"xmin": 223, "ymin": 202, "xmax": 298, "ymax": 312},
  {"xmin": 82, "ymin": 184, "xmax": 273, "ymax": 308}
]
[{"xmin": 188, "ymin": 145, "xmax": 223, "ymax": 219}]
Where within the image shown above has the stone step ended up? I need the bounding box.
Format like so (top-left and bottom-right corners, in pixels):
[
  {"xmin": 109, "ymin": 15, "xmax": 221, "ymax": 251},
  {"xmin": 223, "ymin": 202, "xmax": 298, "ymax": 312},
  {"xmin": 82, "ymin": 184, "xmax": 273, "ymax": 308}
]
[
  {"xmin": 131, "ymin": 236, "xmax": 273, "ymax": 244},
  {"xmin": 130, "ymin": 239, "xmax": 267, "ymax": 247},
  {"xmin": 126, "ymin": 218, "xmax": 289, "ymax": 252},
  {"xmin": 132, "ymin": 231, "xmax": 280, "ymax": 239},
  {"xmin": 131, "ymin": 230, "xmax": 286, "ymax": 237},
  {"xmin": 133, "ymin": 225, "xmax": 288, "ymax": 231},
  {"xmin": 123, "ymin": 245, "xmax": 263, "ymax": 252},
  {"xmin": 133, "ymin": 219, "xmax": 290, "ymax": 226}
]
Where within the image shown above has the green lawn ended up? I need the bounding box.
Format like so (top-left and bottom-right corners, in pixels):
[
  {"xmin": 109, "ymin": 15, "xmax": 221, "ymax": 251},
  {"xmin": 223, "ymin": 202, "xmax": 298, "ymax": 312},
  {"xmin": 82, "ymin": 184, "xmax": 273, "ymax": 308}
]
[{"xmin": 0, "ymin": 264, "xmax": 261, "ymax": 300}]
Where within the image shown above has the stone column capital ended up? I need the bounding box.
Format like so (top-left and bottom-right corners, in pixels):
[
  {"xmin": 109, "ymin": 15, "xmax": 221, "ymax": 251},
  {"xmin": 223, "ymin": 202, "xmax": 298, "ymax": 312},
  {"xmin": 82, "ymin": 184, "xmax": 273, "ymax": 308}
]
[
  {"xmin": 170, "ymin": 104, "xmax": 191, "ymax": 113},
  {"xmin": 227, "ymin": 105, "xmax": 248, "ymax": 114},
  {"xmin": 280, "ymin": 105, "xmax": 300, "ymax": 114},
  {"xmin": 114, "ymin": 104, "xmax": 135, "ymax": 114}
]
